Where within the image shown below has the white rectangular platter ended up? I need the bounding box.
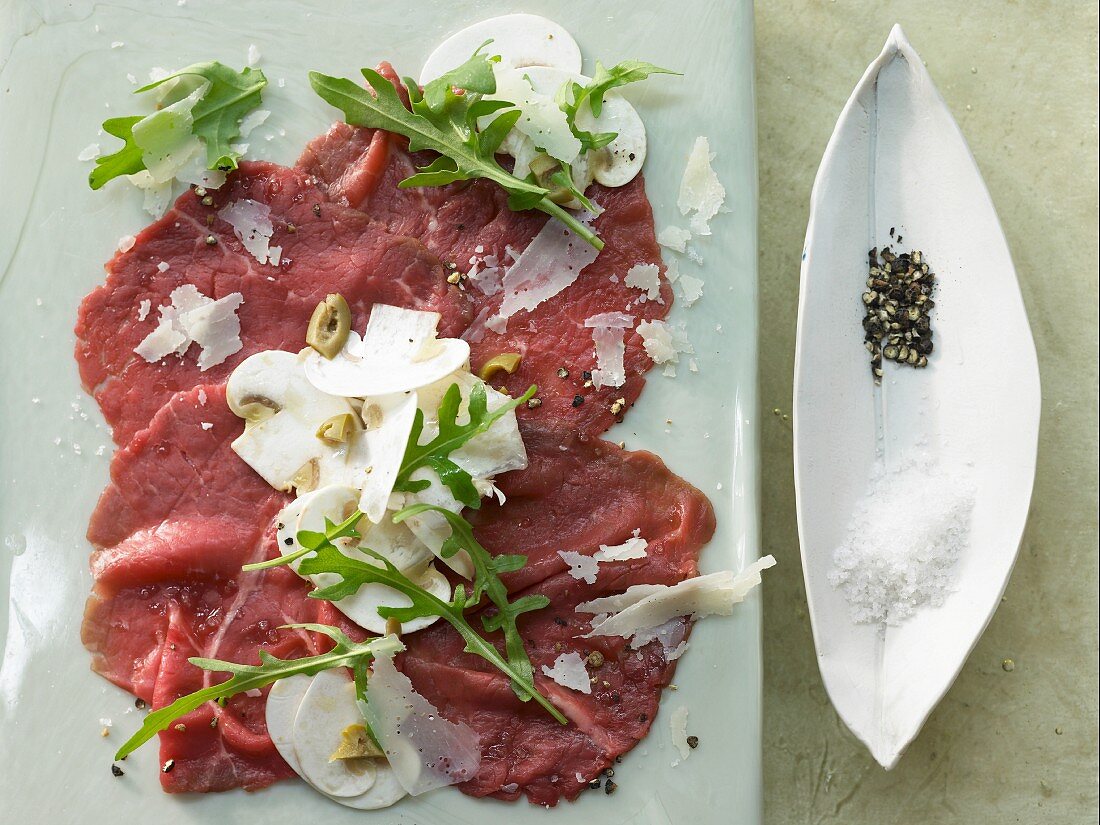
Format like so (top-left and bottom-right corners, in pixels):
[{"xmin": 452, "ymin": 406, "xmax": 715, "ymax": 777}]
[{"xmin": 0, "ymin": 1, "xmax": 760, "ymax": 822}]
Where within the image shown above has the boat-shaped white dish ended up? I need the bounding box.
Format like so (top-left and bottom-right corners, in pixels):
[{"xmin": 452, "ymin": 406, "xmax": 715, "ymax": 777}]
[{"xmin": 793, "ymin": 24, "xmax": 1041, "ymax": 768}]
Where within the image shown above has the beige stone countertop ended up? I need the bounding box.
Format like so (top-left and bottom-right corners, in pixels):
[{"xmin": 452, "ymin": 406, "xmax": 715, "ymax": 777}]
[{"xmin": 756, "ymin": 1, "xmax": 1099, "ymax": 822}]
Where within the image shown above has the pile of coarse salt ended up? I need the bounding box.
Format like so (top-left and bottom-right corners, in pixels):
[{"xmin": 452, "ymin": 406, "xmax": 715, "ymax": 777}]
[{"xmin": 829, "ymin": 455, "xmax": 974, "ymax": 625}]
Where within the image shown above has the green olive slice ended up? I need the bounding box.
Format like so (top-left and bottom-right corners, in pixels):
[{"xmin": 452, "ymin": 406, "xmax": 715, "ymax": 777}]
[
  {"xmin": 306, "ymin": 293, "xmax": 352, "ymax": 359},
  {"xmin": 477, "ymin": 352, "xmax": 523, "ymax": 382},
  {"xmin": 316, "ymin": 412, "xmax": 359, "ymax": 445}
]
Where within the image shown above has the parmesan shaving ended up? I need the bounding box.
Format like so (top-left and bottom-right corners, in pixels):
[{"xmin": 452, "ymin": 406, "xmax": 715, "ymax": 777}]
[
  {"xmin": 670, "ymin": 706, "xmax": 691, "ymax": 763},
  {"xmin": 218, "ymin": 199, "xmax": 282, "ymax": 266},
  {"xmin": 497, "ymin": 218, "xmax": 600, "ymax": 321},
  {"xmin": 677, "ymin": 274, "xmax": 704, "ymax": 308},
  {"xmin": 577, "ymin": 557, "xmax": 776, "ymax": 641},
  {"xmin": 540, "ymin": 652, "xmax": 592, "ymax": 694},
  {"xmin": 559, "ymin": 534, "xmax": 648, "ymax": 585},
  {"xmin": 134, "ymin": 285, "xmax": 244, "ymax": 369},
  {"xmin": 584, "ymin": 311, "xmax": 634, "ymax": 390},
  {"xmin": 657, "ymin": 225, "xmax": 691, "ymax": 252},
  {"xmin": 624, "ymin": 263, "xmax": 663, "ymax": 304},
  {"xmin": 637, "ymin": 319, "xmax": 694, "ymax": 375},
  {"xmin": 360, "ymin": 641, "xmax": 481, "ymax": 795},
  {"xmin": 677, "ymin": 137, "xmax": 726, "ymax": 236},
  {"xmin": 489, "ymin": 63, "xmax": 581, "ymax": 164}
]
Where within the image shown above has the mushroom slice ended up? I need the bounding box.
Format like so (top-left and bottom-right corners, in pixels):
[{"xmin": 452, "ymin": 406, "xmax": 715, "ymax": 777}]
[
  {"xmin": 521, "ymin": 65, "xmax": 647, "ymax": 188},
  {"xmin": 291, "ymin": 485, "xmax": 443, "ymax": 634},
  {"xmin": 266, "ymin": 674, "xmax": 312, "ymax": 774},
  {"xmin": 292, "ymin": 670, "xmax": 378, "ymax": 798},
  {"xmin": 579, "ymin": 94, "xmax": 648, "ymax": 187},
  {"xmin": 304, "ymin": 305, "xmax": 470, "ymax": 398},
  {"xmin": 419, "ymin": 13, "xmax": 581, "ymax": 85},
  {"xmin": 228, "ymin": 350, "xmax": 361, "ymax": 492},
  {"xmin": 324, "ymin": 562, "xmax": 451, "ymax": 636}
]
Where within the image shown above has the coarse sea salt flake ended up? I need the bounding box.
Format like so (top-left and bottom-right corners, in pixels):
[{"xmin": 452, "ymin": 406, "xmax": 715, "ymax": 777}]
[
  {"xmin": 247, "ymin": 44, "xmax": 261, "ymax": 67},
  {"xmin": 117, "ymin": 234, "xmax": 137, "ymax": 253},
  {"xmin": 829, "ymin": 455, "xmax": 974, "ymax": 625},
  {"xmin": 201, "ymin": 422, "xmax": 213, "ymax": 431},
  {"xmin": 77, "ymin": 143, "xmax": 101, "ymax": 161},
  {"xmin": 157, "ymin": 261, "xmax": 170, "ymax": 272},
  {"xmin": 541, "ymin": 652, "xmax": 592, "ymax": 694},
  {"xmin": 136, "ymin": 299, "xmax": 151, "ymax": 321}
]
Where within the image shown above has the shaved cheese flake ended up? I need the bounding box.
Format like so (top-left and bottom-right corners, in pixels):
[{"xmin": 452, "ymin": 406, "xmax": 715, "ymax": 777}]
[
  {"xmin": 630, "ymin": 618, "xmax": 688, "ymax": 659},
  {"xmin": 657, "ymin": 225, "xmax": 691, "ymax": 252},
  {"xmin": 219, "ymin": 199, "xmax": 281, "ymax": 266},
  {"xmin": 136, "ymin": 299, "xmax": 151, "ymax": 322},
  {"xmin": 541, "ymin": 652, "xmax": 592, "ymax": 694},
  {"xmin": 670, "ymin": 706, "xmax": 691, "ymax": 763},
  {"xmin": 358, "ymin": 392, "xmax": 419, "ymax": 523},
  {"xmin": 239, "ymin": 108, "xmax": 270, "ymax": 138},
  {"xmin": 677, "ymin": 274, "xmax": 704, "ymax": 307},
  {"xmin": 625, "ymin": 263, "xmax": 663, "ymax": 304},
  {"xmin": 558, "ymin": 551, "xmax": 600, "ymax": 584},
  {"xmin": 178, "ymin": 292, "xmax": 244, "ymax": 370},
  {"xmin": 578, "ymin": 556, "xmax": 776, "ymax": 641},
  {"xmin": 498, "ymin": 218, "xmax": 600, "ymax": 320},
  {"xmin": 637, "ymin": 320, "xmax": 693, "ymax": 372},
  {"xmin": 489, "ymin": 63, "xmax": 580, "ymax": 164},
  {"xmin": 135, "ymin": 285, "xmax": 243, "ymax": 368},
  {"xmin": 677, "ymin": 136, "xmax": 726, "ymax": 236},
  {"xmin": 133, "ymin": 314, "xmax": 187, "ymax": 362},
  {"xmin": 598, "ymin": 535, "xmax": 648, "ymax": 561},
  {"xmin": 584, "ymin": 311, "xmax": 634, "ymax": 390},
  {"xmin": 360, "ymin": 640, "xmax": 481, "ymax": 795}
]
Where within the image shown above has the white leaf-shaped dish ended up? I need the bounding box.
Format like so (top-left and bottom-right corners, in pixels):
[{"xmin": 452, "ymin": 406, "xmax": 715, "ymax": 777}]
[{"xmin": 793, "ymin": 25, "xmax": 1041, "ymax": 769}]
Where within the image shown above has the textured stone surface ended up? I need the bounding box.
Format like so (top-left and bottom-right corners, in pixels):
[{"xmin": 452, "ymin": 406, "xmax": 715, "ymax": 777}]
[{"xmin": 757, "ymin": 1, "xmax": 1099, "ymax": 822}]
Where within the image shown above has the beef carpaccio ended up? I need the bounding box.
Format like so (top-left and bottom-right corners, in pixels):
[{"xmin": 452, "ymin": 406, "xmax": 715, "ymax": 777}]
[{"xmin": 78, "ymin": 70, "xmax": 715, "ymax": 806}]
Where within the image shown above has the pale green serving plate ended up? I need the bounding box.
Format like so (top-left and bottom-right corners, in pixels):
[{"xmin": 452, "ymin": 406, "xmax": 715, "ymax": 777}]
[{"xmin": 0, "ymin": 1, "xmax": 760, "ymax": 822}]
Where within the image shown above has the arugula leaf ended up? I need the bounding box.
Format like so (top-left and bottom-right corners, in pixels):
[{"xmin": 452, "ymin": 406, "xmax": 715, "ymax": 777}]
[
  {"xmin": 393, "ymin": 382, "xmax": 536, "ymax": 509},
  {"xmin": 241, "ymin": 509, "xmax": 365, "ymax": 573},
  {"xmin": 137, "ymin": 62, "xmax": 267, "ymax": 171},
  {"xmin": 114, "ymin": 625, "xmax": 398, "ymax": 760},
  {"xmin": 558, "ymin": 60, "xmax": 679, "ymax": 153},
  {"xmin": 88, "ymin": 117, "xmax": 146, "ymax": 190},
  {"xmin": 295, "ymin": 519, "xmax": 566, "ymax": 723},
  {"xmin": 396, "ymin": 504, "xmax": 550, "ymax": 701},
  {"xmin": 308, "ymin": 62, "xmax": 604, "ymax": 250},
  {"xmin": 89, "ymin": 61, "xmax": 266, "ymax": 189}
]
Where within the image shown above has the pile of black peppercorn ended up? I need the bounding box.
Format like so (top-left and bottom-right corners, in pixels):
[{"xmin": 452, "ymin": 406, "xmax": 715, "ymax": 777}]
[{"xmin": 861, "ymin": 245, "xmax": 936, "ymax": 382}]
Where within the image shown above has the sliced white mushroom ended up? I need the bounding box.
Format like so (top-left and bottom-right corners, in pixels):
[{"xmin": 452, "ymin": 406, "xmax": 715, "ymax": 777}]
[
  {"xmin": 293, "ymin": 670, "xmax": 377, "ymax": 798},
  {"xmin": 303, "ymin": 305, "xmax": 470, "ymax": 398},
  {"xmin": 266, "ymin": 670, "xmax": 408, "ymax": 810},
  {"xmin": 266, "ymin": 674, "xmax": 312, "ymax": 773},
  {"xmin": 419, "ymin": 13, "xmax": 581, "ymax": 85},
  {"xmin": 227, "ymin": 350, "xmax": 363, "ymax": 493},
  {"xmin": 285, "ymin": 485, "xmax": 446, "ymax": 635},
  {"xmin": 521, "ymin": 65, "xmax": 647, "ymax": 188},
  {"xmin": 358, "ymin": 391, "xmax": 419, "ymax": 524},
  {"xmin": 578, "ymin": 94, "xmax": 648, "ymax": 187}
]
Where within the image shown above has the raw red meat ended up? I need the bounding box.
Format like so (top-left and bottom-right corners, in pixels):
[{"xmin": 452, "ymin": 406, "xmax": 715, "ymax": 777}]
[
  {"xmin": 76, "ymin": 160, "xmax": 470, "ymax": 446},
  {"xmin": 405, "ymin": 427, "xmax": 713, "ymax": 805},
  {"xmin": 299, "ymin": 84, "xmax": 670, "ymax": 439},
  {"xmin": 82, "ymin": 385, "xmax": 358, "ymax": 791},
  {"xmin": 80, "ymin": 78, "xmax": 713, "ymax": 804}
]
